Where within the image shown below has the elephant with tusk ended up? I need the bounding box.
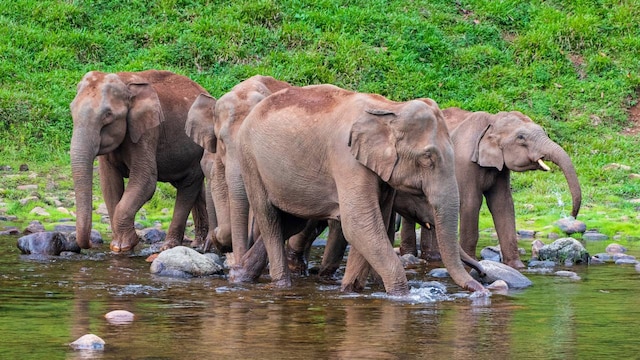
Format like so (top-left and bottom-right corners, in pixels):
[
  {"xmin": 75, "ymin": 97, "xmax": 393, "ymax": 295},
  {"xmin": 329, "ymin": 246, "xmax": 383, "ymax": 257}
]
[{"xmin": 400, "ymin": 107, "xmax": 582, "ymax": 269}]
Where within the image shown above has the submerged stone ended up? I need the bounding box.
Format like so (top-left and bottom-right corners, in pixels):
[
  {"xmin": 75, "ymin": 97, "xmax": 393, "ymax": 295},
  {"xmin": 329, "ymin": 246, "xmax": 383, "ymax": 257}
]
[
  {"xmin": 69, "ymin": 334, "xmax": 105, "ymax": 350},
  {"xmin": 150, "ymin": 246, "xmax": 223, "ymax": 277},
  {"xmin": 480, "ymin": 246, "xmax": 502, "ymax": 262},
  {"xmin": 471, "ymin": 260, "xmax": 533, "ymax": 289},
  {"xmin": 105, "ymin": 310, "xmax": 135, "ymax": 325},
  {"xmin": 17, "ymin": 232, "xmax": 80, "ymax": 256}
]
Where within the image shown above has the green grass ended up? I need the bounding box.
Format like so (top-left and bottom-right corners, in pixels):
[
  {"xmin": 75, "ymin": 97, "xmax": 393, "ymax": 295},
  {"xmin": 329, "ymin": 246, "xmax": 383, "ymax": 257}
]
[{"xmin": 1, "ymin": 0, "xmax": 639, "ymax": 239}]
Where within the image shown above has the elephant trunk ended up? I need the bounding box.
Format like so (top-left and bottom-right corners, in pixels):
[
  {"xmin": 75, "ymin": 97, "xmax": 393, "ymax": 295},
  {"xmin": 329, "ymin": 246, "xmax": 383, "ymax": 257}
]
[
  {"xmin": 429, "ymin": 181, "xmax": 487, "ymax": 293},
  {"xmin": 70, "ymin": 129, "xmax": 99, "ymax": 249},
  {"xmin": 544, "ymin": 141, "xmax": 582, "ymax": 218}
]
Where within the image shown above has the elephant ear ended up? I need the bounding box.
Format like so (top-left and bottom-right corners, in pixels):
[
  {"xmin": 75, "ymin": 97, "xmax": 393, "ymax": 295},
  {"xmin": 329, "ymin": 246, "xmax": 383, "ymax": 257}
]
[
  {"xmin": 471, "ymin": 123, "xmax": 504, "ymax": 171},
  {"xmin": 126, "ymin": 82, "xmax": 165, "ymax": 143},
  {"xmin": 185, "ymin": 93, "xmax": 217, "ymax": 153},
  {"xmin": 348, "ymin": 108, "xmax": 398, "ymax": 182}
]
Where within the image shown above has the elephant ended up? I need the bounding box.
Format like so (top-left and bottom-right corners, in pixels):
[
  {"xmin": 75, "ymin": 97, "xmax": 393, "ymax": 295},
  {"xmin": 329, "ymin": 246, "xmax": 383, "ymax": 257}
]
[
  {"xmin": 185, "ymin": 75, "xmax": 291, "ymax": 260},
  {"xmin": 284, "ymin": 190, "xmax": 485, "ymax": 284},
  {"xmin": 233, "ymin": 84, "xmax": 488, "ymax": 296},
  {"xmin": 199, "ymin": 150, "xmax": 219, "ymax": 252},
  {"xmin": 70, "ymin": 70, "xmax": 209, "ymax": 253},
  {"xmin": 400, "ymin": 108, "xmax": 582, "ymax": 269}
]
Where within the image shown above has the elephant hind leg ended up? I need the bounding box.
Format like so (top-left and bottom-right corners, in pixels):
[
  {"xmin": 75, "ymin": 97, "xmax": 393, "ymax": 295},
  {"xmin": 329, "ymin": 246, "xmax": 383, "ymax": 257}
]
[{"xmin": 160, "ymin": 176, "xmax": 204, "ymax": 251}]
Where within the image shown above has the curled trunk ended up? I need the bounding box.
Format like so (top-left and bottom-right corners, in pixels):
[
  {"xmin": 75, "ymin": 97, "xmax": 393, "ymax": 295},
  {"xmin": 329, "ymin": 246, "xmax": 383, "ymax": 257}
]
[{"xmin": 545, "ymin": 141, "xmax": 582, "ymax": 218}]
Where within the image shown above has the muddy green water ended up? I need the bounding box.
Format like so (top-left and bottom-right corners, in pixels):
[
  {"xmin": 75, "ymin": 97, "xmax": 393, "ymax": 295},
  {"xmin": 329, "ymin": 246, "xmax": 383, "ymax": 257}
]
[{"xmin": 1, "ymin": 234, "xmax": 639, "ymax": 360}]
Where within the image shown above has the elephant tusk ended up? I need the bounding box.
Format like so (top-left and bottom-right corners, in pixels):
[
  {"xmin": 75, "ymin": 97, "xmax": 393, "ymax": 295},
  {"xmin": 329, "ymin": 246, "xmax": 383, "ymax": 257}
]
[
  {"xmin": 538, "ymin": 159, "xmax": 551, "ymax": 171},
  {"xmin": 425, "ymin": 223, "xmax": 432, "ymax": 230}
]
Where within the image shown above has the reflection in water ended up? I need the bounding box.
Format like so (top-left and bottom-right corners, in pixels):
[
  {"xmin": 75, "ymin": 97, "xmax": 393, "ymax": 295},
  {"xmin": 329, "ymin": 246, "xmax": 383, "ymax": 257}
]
[{"xmin": 1, "ymin": 235, "xmax": 640, "ymax": 359}]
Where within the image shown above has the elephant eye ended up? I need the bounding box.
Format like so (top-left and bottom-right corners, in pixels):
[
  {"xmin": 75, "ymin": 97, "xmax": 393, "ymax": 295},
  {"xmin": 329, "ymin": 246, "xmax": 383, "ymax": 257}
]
[
  {"xmin": 102, "ymin": 109, "xmax": 114, "ymax": 124},
  {"xmin": 516, "ymin": 134, "xmax": 526, "ymax": 143}
]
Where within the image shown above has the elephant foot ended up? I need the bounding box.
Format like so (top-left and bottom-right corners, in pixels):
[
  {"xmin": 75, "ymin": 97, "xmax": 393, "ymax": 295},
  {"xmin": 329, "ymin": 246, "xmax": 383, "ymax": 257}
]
[
  {"xmin": 286, "ymin": 245, "xmax": 308, "ymax": 276},
  {"xmin": 465, "ymin": 280, "xmax": 491, "ymax": 297},
  {"xmin": 229, "ymin": 266, "xmax": 258, "ymax": 283},
  {"xmin": 420, "ymin": 251, "xmax": 442, "ymax": 261},
  {"xmin": 159, "ymin": 238, "xmax": 182, "ymax": 252},
  {"xmin": 269, "ymin": 277, "xmax": 292, "ymax": 289},
  {"xmin": 506, "ymin": 259, "xmax": 526, "ymax": 270},
  {"xmin": 110, "ymin": 237, "xmax": 139, "ymax": 253},
  {"xmin": 341, "ymin": 279, "xmax": 366, "ymax": 293}
]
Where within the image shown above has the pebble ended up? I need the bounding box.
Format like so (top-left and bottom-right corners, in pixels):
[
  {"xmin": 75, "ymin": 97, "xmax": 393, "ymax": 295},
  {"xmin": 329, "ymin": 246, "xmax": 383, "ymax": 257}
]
[
  {"xmin": 555, "ymin": 270, "xmax": 581, "ymax": 280},
  {"xmin": 582, "ymin": 230, "xmax": 609, "ymax": 241},
  {"xmin": 105, "ymin": 310, "xmax": 135, "ymax": 325},
  {"xmin": 555, "ymin": 217, "xmax": 586, "ymax": 235},
  {"xmin": 69, "ymin": 334, "xmax": 105, "ymax": 350},
  {"xmin": 605, "ymin": 243, "xmax": 627, "ymax": 254}
]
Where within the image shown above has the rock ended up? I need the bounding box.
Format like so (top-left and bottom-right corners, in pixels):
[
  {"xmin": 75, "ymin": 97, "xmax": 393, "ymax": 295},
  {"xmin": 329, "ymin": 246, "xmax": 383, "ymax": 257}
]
[
  {"xmin": 0, "ymin": 215, "xmax": 18, "ymax": 222},
  {"xmin": 29, "ymin": 206, "xmax": 50, "ymax": 217},
  {"xmin": 56, "ymin": 207, "xmax": 70, "ymax": 215},
  {"xmin": 487, "ymin": 279, "xmax": 509, "ymax": 293},
  {"xmin": 138, "ymin": 228, "xmax": 166, "ymax": 244},
  {"xmin": 582, "ymin": 230, "xmax": 609, "ymax": 241},
  {"xmin": 19, "ymin": 164, "xmax": 29, "ymax": 171},
  {"xmin": 537, "ymin": 238, "xmax": 589, "ymax": 265},
  {"xmin": 400, "ymin": 253, "xmax": 424, "ymax": 267},
  {"xmin": 636, "ymin": 263, "xmax": 640, "ymax": 273},
  {"xmin": 470, "ymin": 260, "xmax": 533, "ymax": 289},
  {"xmin": 590, "ymin": 256, "xmax": 606, "ymax": 264},
  {"xmin": 67, "ymin": 229, "xmax": 103, "ymax": 247},
  {"xmin": 69, "ymin": 334, "xmax": 105, "ymax": 350},
  {"xmin": 23, "ymin": 220, "xmax": 45, "ymax": 234},
  {"xmin": 150, "ymin": 246, "xmax": 223, "ymax": 277},
  {"xmin": 528, "ymin": 260, "xmax": 556, "ymax": 268},
  {"xmin": 480, "ymin": 246, "xmax": 502, "ymax": 262},
  {"xmin": 428, "ymin": 268, "xmax": 449, "ymax": 278},
  {"xmin": 602, "ymin": 163, "xmax": 631, "ymax": 171},
  {"xmin": 555, "ymin": 217, "xmax": 586, "ymax": 235},
  {"xmin": 555, "ymin": 270, "xmax": 581, "ymax": 280},
  {"xmin": 19, "ymin": 196, "xmax": 39, "ymax": 206},
  {"xmin": 0, "ymin": 227, "xmax": 20, "ymax": 236},
  {"xmin": 17, "ymin": 232, "xmax": 80, "ymax": 256},
  {"xmin": 17, "ymin": 184, "xmax": 38, "ymax": 191},
  {"xmin": 105, "ymin": 310, "xmax": 135, "ymax": 325},
  {"xmin": 54, "ymin": 224, "xmax": 77, "ymax": 233},
  {"xmin": 96, "ymin": 203, "xmax": 109, "ymax": 216},
  {"xmin": 517, "ymin": 230, "xmax": 535, "ymax": 239},
  {"xmin": 605, "ymin": 243, "xmax": 627, "ymax": 254},
  {"xmin": 531, "ymin": 239, "xmax": 545, "ymax": 259}
]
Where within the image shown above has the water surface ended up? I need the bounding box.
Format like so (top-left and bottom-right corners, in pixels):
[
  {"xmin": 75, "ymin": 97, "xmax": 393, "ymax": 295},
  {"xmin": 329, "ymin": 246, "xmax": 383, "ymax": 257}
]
[{"xmin": 1, "ymin": 234, "xmax": 639, "ymax": 359}]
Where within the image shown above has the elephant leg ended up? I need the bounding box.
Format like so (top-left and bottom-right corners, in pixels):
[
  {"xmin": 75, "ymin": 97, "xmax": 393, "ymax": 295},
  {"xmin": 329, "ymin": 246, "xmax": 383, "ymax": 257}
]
[
  {"xmin": 98, "ymin": 158, "xmax": 126, "ymax": 251},
  {"xmin": 160, "ymin": 174, "xmax": 204, "ymax": 251},
  {"xmin": 399, "ymin": 217, "xmax": 417, "ymax": 256},
  {"xmin": 419, "ymin": 224, "xmax": 441, "ymax": 261},
  {"xmin": 190, "ymin": 186, "xmax": 209, "ymax": 251},
  {"xmin": 341, "ymin": 246, "xmax": 371, "ymax": 292},
  {"xmin": 459, "ymin": 192, "xmax": 484, "ymax": 259},
  {"xmin": 110, "ymin": 174, "xmax": 156, "ymax": 253},
  {"xmin": 286, "ymin": 219, "xmax": 326, "ymax": 276},
  {"xmin": 202, "ymin": 177, "xmax": 219, "ymax": 253},
  {"xmin": 229, "ymin": 236, "xmax": 268, "ymax": 283},
  {"xmin": 211, "ymin": 155, "xmax": 232, "ymax": 252},
  {"xmin": 227, "ymin": 158, "xmax": 250, "ymax": 261},
  {"xmin": 339, "ymin": 185, "xmax": 407, "ymax": 295},
  {"xmin": 319, "ymin": 220, "xmax": 347, "ymax": 277},
  {"xmin": 486, "ymin": 175, "xmax": 525, "ymax": 269}
]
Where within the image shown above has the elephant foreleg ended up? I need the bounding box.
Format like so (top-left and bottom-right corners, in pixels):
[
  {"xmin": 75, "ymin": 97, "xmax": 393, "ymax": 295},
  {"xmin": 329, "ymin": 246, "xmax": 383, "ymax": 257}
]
[
  {"xmin": 399, "ymin": 217, "xmax": 418, "ymax": 256},
  {"xmin": 485, "ymin": 175, "xmax": 525, "ymax": 269},
  {"xmin": 161, "ymin": 175, "xmax": 204, "ymax": 251},
  {"xmin": 319, "ymin": 220, "xmax": 347, "ymax": 278},
  {"xmin": 190, "ymin": 186, "xmax": 209, "ymax": 251}
]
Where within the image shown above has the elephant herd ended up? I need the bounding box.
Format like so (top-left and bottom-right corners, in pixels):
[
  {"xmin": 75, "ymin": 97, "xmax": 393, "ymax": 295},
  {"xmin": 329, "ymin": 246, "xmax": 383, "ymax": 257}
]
[{"xmin": 69, "ymin": 70, "xmax": 582, "ymax": 296}]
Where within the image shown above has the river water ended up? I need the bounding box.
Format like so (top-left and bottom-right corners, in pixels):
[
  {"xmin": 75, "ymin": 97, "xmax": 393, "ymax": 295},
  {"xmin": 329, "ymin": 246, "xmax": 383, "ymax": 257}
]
[{"xmin": 1, "ymin": 234, "xmax": 639, "ymax": 360}]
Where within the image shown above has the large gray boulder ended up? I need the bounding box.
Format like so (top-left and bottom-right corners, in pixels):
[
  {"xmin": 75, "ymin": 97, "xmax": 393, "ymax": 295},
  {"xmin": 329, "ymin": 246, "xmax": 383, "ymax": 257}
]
[
  {"xmin": 17, "ymin": 231, "xmax": 81, "ymax": 255},
  {"xmin": 470, "ymin": 260, "xmax": 533, "ymax": 289},
  {"xmin": 150, "ymin": 246, "xmax": 223, "ymax": 277},
  {"xmin": 536, "ymin": 238, "xmax": 589, "ymax": 265}
]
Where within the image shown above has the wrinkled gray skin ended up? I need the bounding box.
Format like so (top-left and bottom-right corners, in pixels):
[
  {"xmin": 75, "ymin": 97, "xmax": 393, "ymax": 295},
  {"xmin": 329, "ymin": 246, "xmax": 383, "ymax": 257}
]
[
  {"xmin": 401, "ymin": 108, "xmax": 582, "ymax": 269},
  {"xmin": 70, "ymin": 70, "xmax": 209, "ymax": 253},
  {"xmin": 185, "ymin": 75, "xmax": 291, "ymax": 260},
  {"xmin": 286, "ymin": 191, "xmax": 486, "ymax": 281},
  {"xmin": 235, "ymin": 85, "xmax": 487, "ymax": 295}
]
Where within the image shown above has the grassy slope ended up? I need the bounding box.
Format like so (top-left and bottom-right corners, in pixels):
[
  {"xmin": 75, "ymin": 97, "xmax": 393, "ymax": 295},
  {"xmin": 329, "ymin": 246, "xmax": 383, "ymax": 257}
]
[{"xmin": 0, "ymin": 0, "xmax": 639, "ymax": 237}]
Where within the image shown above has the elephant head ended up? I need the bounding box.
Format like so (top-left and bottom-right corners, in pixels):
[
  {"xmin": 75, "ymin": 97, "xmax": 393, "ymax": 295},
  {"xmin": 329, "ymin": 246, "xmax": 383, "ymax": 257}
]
[
  {"xmin": 469, "ymin": 111, "xmax": 581, "ymax": 217},
  {"xmin": 69, "ymin": 71, "xmax": 164, "ymax": 249},
  {"xmin": 349, "ymin": 97, "xmax": 485, "ymax": 293}
]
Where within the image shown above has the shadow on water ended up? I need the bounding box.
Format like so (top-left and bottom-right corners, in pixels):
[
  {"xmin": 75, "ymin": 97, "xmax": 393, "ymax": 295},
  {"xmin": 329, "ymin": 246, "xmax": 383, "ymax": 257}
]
[{"xmin": 1, "ymin": 233, "xmax": 640, "ymax": 359}]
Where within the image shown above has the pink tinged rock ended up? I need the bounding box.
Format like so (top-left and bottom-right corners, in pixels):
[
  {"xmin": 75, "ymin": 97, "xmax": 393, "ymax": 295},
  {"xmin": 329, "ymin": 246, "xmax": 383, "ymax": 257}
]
[
  {"xmin": 487, "ymin": 280, "xmax": 509, "ymax": 294},
  {"xmin": 105, "ymin": 310, "xmax": 135, "ymax": 325},
  {"xmin": 69, "ymin": 334, "xmax": 105, "ymax": 350}
]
